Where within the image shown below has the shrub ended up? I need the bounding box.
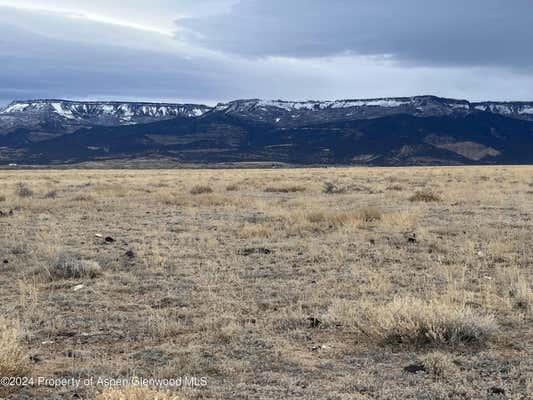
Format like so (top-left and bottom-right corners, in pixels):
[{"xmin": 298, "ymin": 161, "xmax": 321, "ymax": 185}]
[
  {"xmin": 15, "ymin": 183, "xmax": 33, "ymax": 198},
  {"xmin": 303, "ymin": 207, "xmax": 381, "ymax": 229},
  {"xmin": 322, "ymin": 182, "xmax": 347, "ymax": 194},
  {"xmin": 0, "ymin": 194, "xmax": 5, "ymax": 202},
  {"xmin": 409, "ymin": 190, "xmax": 441, "ymax": 202},
  {"xmin": 47, "ymin": 250, "xmax": 102, "ymax": 279},
  {"xmin": 508, "ymin": 276, "xmax": 532, "ymax": 312},
  {"xmin": 265, "ymin": 186, "xmax": 306, "ymax": 193},
  {"xmin": 386, "ymin": 185, "xmax": 403, "ymax": 191},
  {"xmin": 226, "ymin": 184, "xmax": 239, "ymax": 192},
  {"xmin": 71, "ymin": 194, "xmax": 94, "ymax": 202},
  {"xmin": 96, "ymin": 386, "xmax": 180, "ymax": 400},
  {"xmin": 44, "ymin": 190, "xmax": 58, "ymax": 199},
  {"xmin": 359, "ymin": 207, "xmax": 382, "ymax": 222},
  {"xmin": 331, "ymin": 297, "xmax": 496, "ymax": 346},
  {"xmin": 419, "ymin": 351, "xmax": 458, "ymax": 377},
  {"xmin": 190, "ymin": 185, "xmax": 213, "ymax": 195},
  {"xmin": 0, "ymin": 318, "xmax": 28, "ymax": 396}
]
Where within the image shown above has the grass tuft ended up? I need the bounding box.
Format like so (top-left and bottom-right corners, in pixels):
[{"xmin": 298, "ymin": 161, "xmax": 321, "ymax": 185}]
[
  {"xmin": 0, "ymin": 318, "xmax": 28, "ymax": 396},
  {"xmin": 419, "ymin": 351, "xmax": 458, "ymax": 377},
  {"xmin": 265, "ymin": 186, "xmax": 306, "ymax": 193},
  {"xmin": 15, "ymin": 183, "xmax": 34, "ymax": 198},
  {"xmin": 329, "ymin": 297, "xmax": 497, "ymax": 346},
  {"xmin": 190, "ymin": 185, "xmax": 213, "ymax": 195},
  {"xmin": 322, "ymin": 182, "xmax": 347, "ymax": 194},
  {"xmin": 409, "ymin": 190, "xmax": 441, "ymax": 202},
  {"xmin": 46, "ymin": 250, "xmax": 102, "ymax": 279},
  {"xmin": 96, "ymin": 386, "xmax": 181, "ymax": 400}
]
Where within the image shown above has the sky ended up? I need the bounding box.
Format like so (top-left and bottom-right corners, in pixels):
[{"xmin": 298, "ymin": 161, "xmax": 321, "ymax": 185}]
[{"xmin": 1, "ymin": 0, "xmax": 532, "ymax": 106}]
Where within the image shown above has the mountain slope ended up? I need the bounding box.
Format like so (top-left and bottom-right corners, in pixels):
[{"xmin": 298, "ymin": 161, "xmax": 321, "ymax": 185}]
[
  {"xmin": 0, "ymin": 100, "xmax": 212, "ymax": 141},
  {"xmin": 3, "ymin": 95, "xmax": 533, "ymax": 166},
  {"xmin": 12, "ymin": 110, "xmax": 533, "ymax": 166},
  {"xmin": 215, "ymin": 96, "xmax": 533, "ymax": 126}
]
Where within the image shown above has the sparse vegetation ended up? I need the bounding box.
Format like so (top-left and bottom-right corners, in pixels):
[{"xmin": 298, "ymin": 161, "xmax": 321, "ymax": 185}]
[
  {"xmin": 0, "ymin": 318, "xmax": 28, "ymax": 396},
  {"xmin": 15, "ymin": 182, "xmax": 33, "ymax": 198},
  {"xmin": 71, "ymin": 193, "xmax": 94, "ymax": 202},
  {"xmin": 46, "ymin": 250, "xmax": 102, "ymax": 279},
  {"xmin": 359, "ymin": 206, "xmax": 382, "ymax": 222},
  {"xmin": 409, "ymin": 190, "xmax": 441, "ymax": 202},
  {"xmin": 419, "ymin": 351, "xmax": 458, "ymax": 377},
  {"xmin": 346, "ymin": 297, "xmax": 497, "ymax": 346},
  {"xmin": 190, "ymin": 185, "xmax": 213, "ymax": 195},
  {"xmin": 44, "ymin": 190, "xmax": 58, "ymax": 199},
  {"xmin": 322, "ymin": 181, "xmax": 347, "ymax": 194},
  {"xmin": 265, "ymin": 185, "xmax": 306, "ymax": 193},
  {"xmin": 96, "ymin": 387, "xmax": 179, "ymax": 400},
  {"xmin": 0, "ymin": 166, "xmax": 530, "ymax": 399}
]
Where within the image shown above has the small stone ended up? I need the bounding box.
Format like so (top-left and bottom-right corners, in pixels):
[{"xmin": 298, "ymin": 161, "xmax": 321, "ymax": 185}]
[
  {"xmin": 72, "ymin": 284, "xmax": 85, "ymax": 292},
  {"xmin": 488, "ymin": 387, "xmax": 505, "ymax": 395},
  {"xmin": 308, "ymin": 317, "xmax": 321, "ymax": 328},
  {"xmin": 105, "ymin": 236, "xmax": 115, "ymax": 243},
  {"xmin": 311, "ymin": 344, "xmax": 330, "ymax": 351},
  {"xmin": 125, "ymin": 250, "xmax": 135, "ymax": 258},
  {"xmin": 29, "ymin": 354, "xmax": 43, "ymax": 363},
  {"xmin": 3, "ymin": 259, "xmax": 8, "ymax": 264},
  {"xmin": 95, "ymin": 233, "xmax": 103, "ymax": 238},
  {"xmin": 403, "ymin": 364, "xmax": 426, "ymax": 374}
]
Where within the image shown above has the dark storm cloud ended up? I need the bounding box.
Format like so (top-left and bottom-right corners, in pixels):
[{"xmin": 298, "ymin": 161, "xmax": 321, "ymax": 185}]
[
  {"xmin": 177, "ymin": 0, "xmax": 533, "ymax": 68},
  {"xmin": 2, "ymin": 1, "xmax": 533, "ymax": 105},
  {"xmin": 0, "ymin": 6, "xmax": 237, "ymax": 104}
]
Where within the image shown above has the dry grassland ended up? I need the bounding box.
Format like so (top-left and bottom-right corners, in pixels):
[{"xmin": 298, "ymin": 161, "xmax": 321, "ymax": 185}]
[{"xmin": 0, "ymin": 166, "xmax": 532, "ymax": 399}]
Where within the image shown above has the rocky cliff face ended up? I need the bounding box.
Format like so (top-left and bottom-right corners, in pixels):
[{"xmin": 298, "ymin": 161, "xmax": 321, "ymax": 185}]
[
  {"xmin": 214, "ymin": 96, "xmax": 533, "ymax": 126},
  {"xmin": 0, "ymin": 100, "xmax": 212, "ymax": 134}
]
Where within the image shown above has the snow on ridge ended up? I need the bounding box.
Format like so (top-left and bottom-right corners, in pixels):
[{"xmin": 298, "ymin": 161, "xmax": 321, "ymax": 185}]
[
  {"xmin": 331, "ymin": 99, "xmax": 410, "ymax": 108},
  {"xmin": 257, "ymin": 98, "xmax": 412, "ymax": 110},
  {"xmin": 3, "ymin": 103, "xmax": 30, "ymax": 113},
  {"xmin": 519, "ymin": 107, "xmax": 533, "ymax": 115},
  {"xmin": 51, "ymin": 102, "xmax": 76, "ymax": 119},
  {"xmin": 1, "ymin": 100, "xmax": 211, "ymax": 120}
]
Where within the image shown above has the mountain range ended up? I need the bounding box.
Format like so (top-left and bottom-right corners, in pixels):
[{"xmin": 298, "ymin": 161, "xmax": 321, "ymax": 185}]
[{"xmin": 1, "ymin": 95, "xmax": 533, "ymax": 165}]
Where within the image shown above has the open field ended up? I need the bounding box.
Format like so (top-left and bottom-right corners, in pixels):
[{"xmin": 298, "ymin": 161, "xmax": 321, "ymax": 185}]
[{"xmin": 0, "ymin": 166, "xmax": 532, "ymax": 399}]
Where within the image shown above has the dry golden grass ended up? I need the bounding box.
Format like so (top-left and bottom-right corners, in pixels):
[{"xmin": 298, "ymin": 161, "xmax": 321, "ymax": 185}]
[
  {"xmin": 45, "ymin": 250, "xmax": 103, "ymax": 280},
  {"xmin": 0, "ymin": 166, "xmax": 531, "ymax": 399},
  {"xmin": 189, "ymin": 185, "xmax": 213, "ymax": 195},
  {"xmin": 96, "ymin": 386, "xmax": 181, "ymax": 400},
  {"xmin": 0, "ymin": 318, "xmax": 28, "ymax": 396},
  {"xmin": 328, "ymin": 297, "xmax": 497, "ymax": 346},
  {"xmin": 409, "ymin": 190, "xmax": 441, "ymax": 202}
]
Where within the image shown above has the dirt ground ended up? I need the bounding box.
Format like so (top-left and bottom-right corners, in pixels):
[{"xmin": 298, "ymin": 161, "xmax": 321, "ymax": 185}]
[{"xmin": 0, "ymin": 166, "xmax": 531, "ymax": 399}]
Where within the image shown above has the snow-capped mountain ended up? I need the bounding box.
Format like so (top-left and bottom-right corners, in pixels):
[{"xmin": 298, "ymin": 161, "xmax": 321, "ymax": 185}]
[
  {"xmin": 3, "ymin": 96, "xmax": 533, "ymax": 133},
  {"xmin": 0, "ymin": 100, "xmax": 211, "ymax": 125},
  {"xmin": 3, "ymin": 95, "xmax": 533, "ymax": 166},
  {"xmin": 215, "ymin": 96, "xmax": 533, "ymax": 125}
]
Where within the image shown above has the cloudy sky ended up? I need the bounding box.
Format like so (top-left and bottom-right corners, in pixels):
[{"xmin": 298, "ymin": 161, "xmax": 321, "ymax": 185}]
[{"xmin": 1, "ymin": 0, "xmax": 532, "ymax": 106}]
